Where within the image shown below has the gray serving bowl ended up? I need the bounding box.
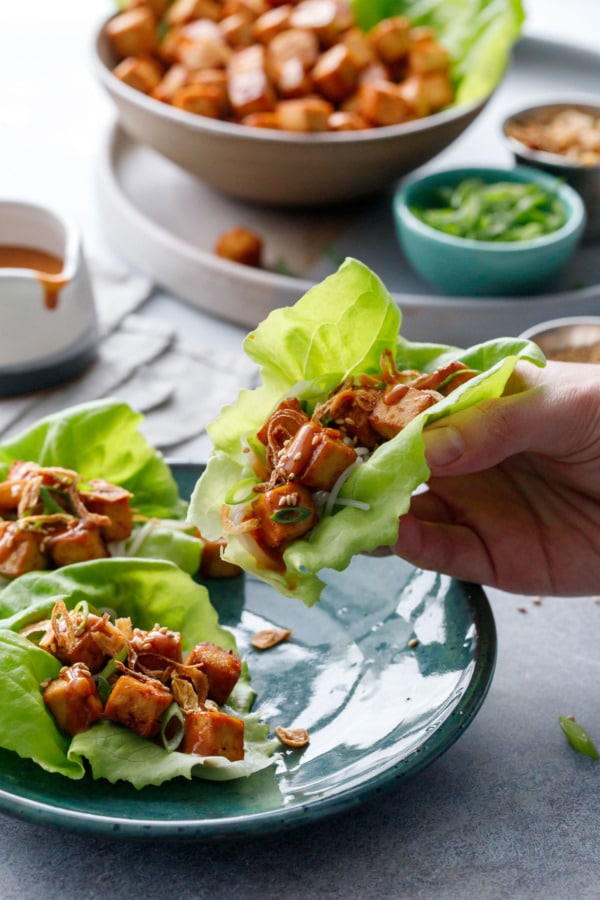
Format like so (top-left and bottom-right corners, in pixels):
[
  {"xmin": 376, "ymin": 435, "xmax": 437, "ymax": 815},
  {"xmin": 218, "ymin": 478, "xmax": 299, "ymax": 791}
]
[
  {"xmin": 93, "ymin": 16, "xmax": 491, "ymax": 208},
  {"xmin": 519, "ymin": 316, "xmax": 600, "ymax": 362},
  {"xmin": 502, "ymin": 99, "xmax": 600, "ymax": 239}
]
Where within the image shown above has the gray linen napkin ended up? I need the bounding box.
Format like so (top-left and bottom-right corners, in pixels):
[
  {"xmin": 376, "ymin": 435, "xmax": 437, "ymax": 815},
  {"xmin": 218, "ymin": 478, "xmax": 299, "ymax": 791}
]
[{"xmin": 0, "ymin": 261, "xmax": 257, "ymax": 460}]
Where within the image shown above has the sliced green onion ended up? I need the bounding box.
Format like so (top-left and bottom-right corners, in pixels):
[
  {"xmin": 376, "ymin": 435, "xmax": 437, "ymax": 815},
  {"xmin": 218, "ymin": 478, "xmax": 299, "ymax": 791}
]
[
  {"xmin": 97, "ymin": 645, "xmax": 128, "ymax": 681},
  {"xmin": 225, "ymin": 477, "xmax": 259, "ymax": 505},
  {"xmin": 559, "ymin": 716, "xmax": 600, "ymax": 759},
  {"xmin": 269, "ymin": 506, "xmax": 313, "ymax": 524},
  {"xmin": 73, "ymin": 600, "xmax": 90, "ymax": 635},
  {"xmin": 161, "ymin": 702, "xmax": 186, "ymax": 752},
  {"xmin": 94, "ymin": 675, "xmax": 111, "ymax": 705},
  {"xmin": 39, "ymin": 486, "xmax": 70, "ymax": 515}
]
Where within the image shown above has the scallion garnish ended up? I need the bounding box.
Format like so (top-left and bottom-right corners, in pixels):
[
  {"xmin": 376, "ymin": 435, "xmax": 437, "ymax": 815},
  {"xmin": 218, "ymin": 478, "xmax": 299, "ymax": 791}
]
[
  {"xmin": 73, "ymin": 600, "xmax": 89, "ymax": 635},
  {"xmin": 269, "ymin": 506, "xmax": 312, "ymax": 524},
  {"xmin": 559, "ymin": 716, "xmax": 600, "ymax": 759},
  {"xmin": 39, "ymin": 486, "xmax": 70, "ymax": 515},
  {"xmin": 225, "ymin": 477, "xmax": 259, "ymax": 505},
  {"xmin": 160, "ymin": 702, "xmax": 186, "ymax": 752}
]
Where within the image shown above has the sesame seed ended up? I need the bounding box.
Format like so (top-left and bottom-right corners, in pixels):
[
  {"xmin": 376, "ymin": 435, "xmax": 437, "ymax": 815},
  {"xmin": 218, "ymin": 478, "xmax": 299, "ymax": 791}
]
[{"xmin": 407, "ymin": 637, "xmax": 419, "ymax": 648}]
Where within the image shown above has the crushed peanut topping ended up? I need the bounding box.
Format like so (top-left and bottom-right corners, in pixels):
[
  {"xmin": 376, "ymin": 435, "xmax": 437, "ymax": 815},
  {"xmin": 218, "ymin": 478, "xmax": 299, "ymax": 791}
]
[
  {"xmin": 275, "ymin": 725, "xmax": 310, "ymax": 748},
  {"xmin": 251, "ymin": 627, "xmax": 292, "ymax": 651}
]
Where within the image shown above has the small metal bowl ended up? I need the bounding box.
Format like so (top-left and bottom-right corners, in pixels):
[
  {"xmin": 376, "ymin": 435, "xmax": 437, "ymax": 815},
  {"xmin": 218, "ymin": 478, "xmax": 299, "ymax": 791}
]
[
  {"xmin": 519, "ymin": 316, "xmax": 600, "ymax": 362},
  {"xmin": 502, "ymin": 99, "xmax": 600, "ymax": 240}
]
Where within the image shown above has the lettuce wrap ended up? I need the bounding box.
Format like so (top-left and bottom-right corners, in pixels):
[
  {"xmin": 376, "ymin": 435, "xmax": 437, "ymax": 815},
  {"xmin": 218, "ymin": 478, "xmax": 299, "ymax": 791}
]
[
  {"xmin": 0, "ymin": 399, "xmax": 203, "ymax": 579},
  {"xmin": 188, "ymin": 259, "xmax": 545, "ymax": 607},
  {"xmin": 0, "ymin": 558, "xmax": 276, "ymax": 788},
  {"xmin": 350, "ymin": 0, "xmax": 526, "ymax": 105}
]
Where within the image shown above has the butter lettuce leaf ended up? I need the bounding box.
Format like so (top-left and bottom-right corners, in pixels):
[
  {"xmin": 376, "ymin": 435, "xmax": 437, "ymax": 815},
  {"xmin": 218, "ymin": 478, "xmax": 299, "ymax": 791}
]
[
  {"xmin": 350, "ymin": 0, "xmax": 526, "ymax": 104},
  {"xmin": 0, "ymin": 398, "xmax": 184, "ymax": 519},
  {"xmin": 0, "ymin": 560, "xmax": 276, "ymax": 786},
  {"xmin": 188, "ymin": 258, "xmax": 545, "ymax": 607}
]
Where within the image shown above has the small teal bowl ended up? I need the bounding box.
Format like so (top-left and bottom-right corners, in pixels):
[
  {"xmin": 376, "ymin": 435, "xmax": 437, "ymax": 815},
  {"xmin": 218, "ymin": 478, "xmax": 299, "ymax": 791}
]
[{"xmin": 392, "ymin": 165, "xmax": 586, "ymax": 297}]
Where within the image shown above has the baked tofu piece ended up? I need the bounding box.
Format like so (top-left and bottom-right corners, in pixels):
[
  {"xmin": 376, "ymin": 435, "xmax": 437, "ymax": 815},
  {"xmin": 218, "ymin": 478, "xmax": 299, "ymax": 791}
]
[
  {"xmin": 123, "ymin": 0, "xmax": 169, "ymax": 19},
  {"xmin": 173, "ymin": 82, "xmax": 226, "ymax": 116},
  {"xmin": 176, "ymin": 20, "xmax": 233, "ymax": 70},
  {"xmin": 42, "ymin": 612, "xmax": 128, "ymax": 673},
  {"xmin": 165, "ymin": 0, "xmax": 222, "ymax": 25},
  {"xmin": 369, "ymin": 386, "xmax": 441, "ymax": 440},
  {"xmin": 252, "ymin": 5, "xmax": 293, "ymax": 43},
  {"xmin": 408, "ymin": 34, "xmax": 450, "ymax": 75},
  {"xmin": 276, "ymin": 96, "xmax": 333, "ymax": 131},
  {"xmin": 130, "ymin": 625, "xmax": 183, "ymax": 670},
  {"xmin": 151, "ymin": 63, "xmax": 189, "ymax": 102},
  {"xmin": 250, "ymin": 481, "xmax": 318, "ymax": 548},
  {"xmin": 290, "ymin": 0, "xmax": 353, "ymax": 47},
  {"xmin": 46, "ymin": 523, "xmax": 108, "ymax": 568},
  {"xmin": 312, "ymin": 44, "xmax": 358, "ymax": 102},
  {"xmin": 267, "ymin": 27, "xmax": 319, "ymax": 71},
  {"xmin": 368, "ymin": 15, "xmax": 411, "ymax": 64},
  {"xmin": 185, "ymin": 642, "xmax": 242, "ymax": 705},
  {"xmin": 42, "ymin": 663, "xmax": 104, "ymax": 736},
  {"xmin": 80, "ymin": 479, "xmax": 134, "ymax": 542},
  {"xmin": 198, "ymin": 536, "xmax": 242, "ymax": 578},
  {"xmin": 182, "ymin": 708, "xmax": 244, "ymax": 760},
  {"xmin": 228, "ymin": 45, "xmax": 277, "ymax": 116},
  {"xmin": 328, "ymin": 110, "xmax": 369, "ymax": 130},
  {"xmin": 105, "ymin": 7, "xmax": 158, "ymax": 60},
  {"xmin": 357, "ymin": 80, "xmax": 409, "ymax": 126},
  {"xmin": 281, "ymin": 422, "xmax": 357, "ymax": 491},
  {"xmin": 220, "ymin": 12, "xmax": 255, "ymax": 48},
  {"xmin": 112, "ymin": 56, "xmax": 163, "ymax": 94},
  {"xmin": 104, "ymin": 674, "xmax": 173, "ymax": 738},
  {"xmin": 0, "ymin": 478, "xmax": 23, "ymax": 512},
  {"xmin": 0, "ymin": 521, "xmax": 47, "ymax": 578},
  {"xmin": 214, "ymin": 226, "xmax": 263, "ymax": 266}
]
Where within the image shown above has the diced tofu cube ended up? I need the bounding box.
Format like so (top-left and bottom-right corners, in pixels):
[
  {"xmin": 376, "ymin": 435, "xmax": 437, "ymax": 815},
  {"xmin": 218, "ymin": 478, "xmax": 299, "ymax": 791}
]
[
  {"xmin": 251, "ymin": 481, "xmax": 318, "ymax": 548},
  {"xmin": 283, "ymin": 424, "xmax": 357, "ymax": 491},
  {"xmin": 80, "ymin": 479, "xmax": 134, "ymax": 542},
  {"xmin": 271, "ymin": 57, "xmax": 313, "ymax": 98},
  {"xmin": 42, "ymin": 664, "xmax": 104, "ymax": 736},
  {"xmin": 241, "ymin": 111, "xmax": 282, "ymax": 127},
  {"xmin": 223, "ymin": 0, "xmax": 268, "ymax": 16},
  {"xmin": 0, "ymin": 521, "xmax": 47, "ymax": 578},
  {"xmin": 369, "ymin": 387, "xmax": 441, "ymax": 440},
  {"xmin": 267, "ymin": 27, "xmax": 319, "ymax": 70},
  {"xmin": 357, "ymin": 80, "xmax": 409, "ymax": 126},
  {"xmin": 45, "ymin": 612, "xmax": 128, "ymax": 672},
  {"xmin": 340, "ymin": 27, "xmax": 374, "ymax": 70},
  {"xmin": 130, "ymin": 625, "xmax": 183, "ymax": 669},
  {"xmin": 369, "ymin": 15, "xmax": 411, "ymax": 64},
  {"xmin": 166, "ymin": 0, "xmax": 222, "ymax": 25},
  {"xmin": 176, "ymin": 21, "xmax": 233, "ymax": 70},
  {"xmin": 105, "ymin": 7, "xmax": 158, "ymax": 60},
  {"xmin": 221, "ymin": 12, "xmax": 255, "ymax": 48},
  {"xmin": 252, "ymin": 5, "xmax": 292, "ymax": 43},
  {"xmin": 198, "ymin": 536, "xmax": 242, "ymax": 578},
  {"xmin": 123, "ymin": 0, "xmax": 169, "ymax": 19},
  {"xmin": 104, "ymin": 674, "xmax": 173, "ymax": 738},
  {"xmin": 408, "ymin": 36, "xmax": 450, "ymax": 75},
  {"xmin": 151, "ymin": 63, "xmax": 189, "ymax": 102},
  {"xmin": 173, "ymin": 82, "xmax": 227, "ymax": 117},
  {"xmin": 0, "ymin": 478, "xmax": 23, "ymax": 512},
  {"xmin": 419, "ymin": 71, "xmax": 454, "ymax": 111},
  {"xmin": 214, "ymin": 226, "xmax": 263, "ymax": 266},
  {"xmin": 182, "ymin": 708, "xmax": 244, "ymax": 761},
  {"xmin": 228, "ymin": 45, "xmax": 277, "ymax": 116},
  {"xmin": 275, "ymin": 96, "xmax": 333, "ymax": 131},
  {"xmin": 47, "ymin": 523, "xmax": 108, "ymax": 568},
  {"xmin": 396, "ymin": 74, "xmax": 430, "ymax": 119},
  {"xmin": 112, "ymin": 56, "xmax": 163, "ymax": 94},
  {"xmin": 328, "ymin": 110, "xmax": 369, "ymax": 130},
  {"xmin": 185, "ymin": 642, "xmax": 242, "ymax": 705},
  {"xmin": 312, "ymin": 44, "xmax": 358, "ymax": 102},
  {"xmin": 290, "ymin": 0, "xmax": 353, "ymax": 47}
]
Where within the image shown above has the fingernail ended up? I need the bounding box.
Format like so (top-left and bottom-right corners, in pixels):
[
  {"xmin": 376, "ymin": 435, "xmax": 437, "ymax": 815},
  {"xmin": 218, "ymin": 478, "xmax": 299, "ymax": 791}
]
[{"xmin": 424, "ymin": 426, "xmax": 465, "ymax": 468}]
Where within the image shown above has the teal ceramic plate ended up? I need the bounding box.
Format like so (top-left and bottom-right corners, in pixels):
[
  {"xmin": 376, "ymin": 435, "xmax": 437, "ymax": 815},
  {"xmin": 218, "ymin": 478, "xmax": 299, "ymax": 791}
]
[{"xmin": 0, "ymin": 463, "xmax": 496, "ymax": 840}]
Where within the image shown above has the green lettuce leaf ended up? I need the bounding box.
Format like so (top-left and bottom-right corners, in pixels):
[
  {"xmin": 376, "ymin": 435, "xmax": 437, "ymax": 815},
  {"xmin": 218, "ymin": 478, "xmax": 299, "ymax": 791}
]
[
  {"xmin": 0, "ymin": 398, "xmax": 184, "ymax": 519},
  {"xmin": 0, "ymin": 559, "xmax": 276, "ymax": 787},
  {"xmin": 350, "ymin": 0, "xmax": 526, "ymax": 104},
  {"xmin": 188, "ymin": 258, "xmax": 545, "ymax": 606}
]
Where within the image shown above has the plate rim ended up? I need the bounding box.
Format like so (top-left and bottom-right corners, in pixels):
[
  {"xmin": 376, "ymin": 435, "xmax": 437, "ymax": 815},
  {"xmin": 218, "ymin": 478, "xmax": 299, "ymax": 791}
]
[{"xmin": 0, "ymin": 461, "xmax": 497, "ymax": 840}]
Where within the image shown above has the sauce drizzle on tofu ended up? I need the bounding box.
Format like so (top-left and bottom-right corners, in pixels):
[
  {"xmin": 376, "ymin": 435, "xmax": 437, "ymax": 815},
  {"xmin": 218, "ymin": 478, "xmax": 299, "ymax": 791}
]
[
  {"xmin": 222, "ymin": 350, "xmax": 476, "ymax": 568},
  {"xmin": 36, "ymin": 599, "xmax": 245, "ymax": 761}
]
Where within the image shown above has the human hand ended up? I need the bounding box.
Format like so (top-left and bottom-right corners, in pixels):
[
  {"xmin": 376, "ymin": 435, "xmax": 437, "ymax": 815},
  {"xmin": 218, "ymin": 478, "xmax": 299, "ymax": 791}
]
[{"xmin": 389, "ymin": 360, "xmax": 600, "ymax": 595}]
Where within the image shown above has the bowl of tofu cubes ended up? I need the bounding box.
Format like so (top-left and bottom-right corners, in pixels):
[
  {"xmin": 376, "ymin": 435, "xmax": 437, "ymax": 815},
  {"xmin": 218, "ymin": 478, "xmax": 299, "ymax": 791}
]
[{"xmin": 93, "ymin": 0, "xmax": 494, "ymax": 207}]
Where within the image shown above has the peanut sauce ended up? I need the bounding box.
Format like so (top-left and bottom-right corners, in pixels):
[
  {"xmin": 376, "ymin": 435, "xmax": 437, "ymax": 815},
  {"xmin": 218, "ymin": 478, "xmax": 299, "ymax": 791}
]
[{"xmin": 0, "ymin": 245, "xmax": 68, "ymax": 310}]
